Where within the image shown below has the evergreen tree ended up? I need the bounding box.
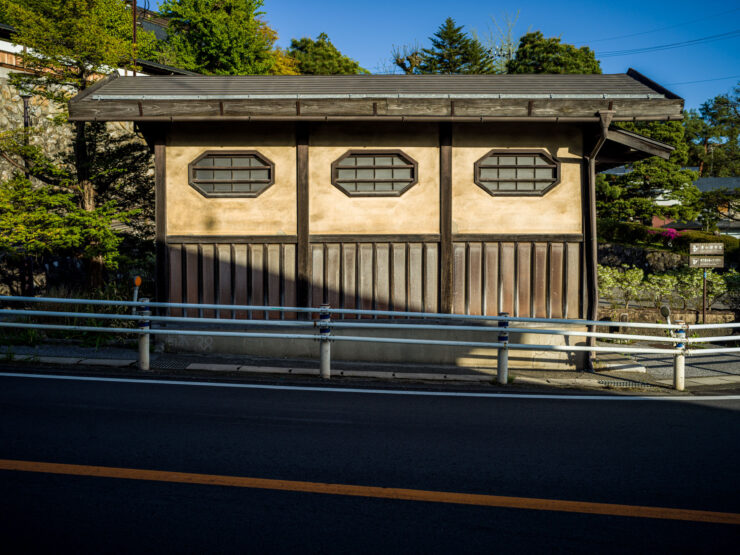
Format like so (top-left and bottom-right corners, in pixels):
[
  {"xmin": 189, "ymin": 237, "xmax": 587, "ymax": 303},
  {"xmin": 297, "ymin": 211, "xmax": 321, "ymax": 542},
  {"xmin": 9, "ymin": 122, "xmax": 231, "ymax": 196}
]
[
  {"xmin": 288, "ymin": 33, "xmax": 368, "ymax": 75},
  {"xmin": 159, "ymin": 0, "xmax": 275, "ymax": 75},
  {"xmin": 0, "ymin": 0, "xmax": 154, "ymax": 287},
  {"xmin": 507, "ymin": 31, "xmax": 601, "ymax": 74},
  {"xmin": 596, "ymin": 121, "xmax": 699, "ymax": 222},
  {"xmin": 418, "ymin": 18, "xmax": 494, "ymax": 74}
]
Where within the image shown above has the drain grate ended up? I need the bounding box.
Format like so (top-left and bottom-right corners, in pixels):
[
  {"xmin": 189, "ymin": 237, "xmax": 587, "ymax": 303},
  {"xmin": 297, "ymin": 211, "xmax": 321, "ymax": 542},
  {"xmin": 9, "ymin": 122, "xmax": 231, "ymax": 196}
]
[
  {"xmin": 598, "ymin": 380, "xmax": 658, "ymax": 389},
  {"xmin": 151, "ymin": 359, "xmax": 190, "ymax": 370}
]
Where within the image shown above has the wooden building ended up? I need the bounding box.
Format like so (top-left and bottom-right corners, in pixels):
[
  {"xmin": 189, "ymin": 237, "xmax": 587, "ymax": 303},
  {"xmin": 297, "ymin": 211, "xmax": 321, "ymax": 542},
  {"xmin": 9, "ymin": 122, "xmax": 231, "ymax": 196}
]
[{"xmin": 69, "ymin": 70, "xmax": 679, "ymax": 327}]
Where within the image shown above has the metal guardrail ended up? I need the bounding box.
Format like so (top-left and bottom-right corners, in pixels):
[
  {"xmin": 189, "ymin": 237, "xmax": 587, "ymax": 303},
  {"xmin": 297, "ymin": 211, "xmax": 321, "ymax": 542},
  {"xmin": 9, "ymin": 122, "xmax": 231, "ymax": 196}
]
[{"xmin": 1, "ymin": 295, "xmax": 738, "ymax": 391}]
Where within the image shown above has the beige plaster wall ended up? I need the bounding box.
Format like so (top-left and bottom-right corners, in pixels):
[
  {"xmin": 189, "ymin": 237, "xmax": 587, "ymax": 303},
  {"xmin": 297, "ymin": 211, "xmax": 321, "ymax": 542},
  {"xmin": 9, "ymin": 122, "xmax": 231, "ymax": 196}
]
[
  {"xmin": 308, "ymin": 123, "xmax": 440, "ymax": 235},
  {"xmin": 452, "ymin": 123, "xmax": 583, "ymax": 235},
  {"xmin": 166, "ymin": 123, "xmax": 297, "ymax": 236}
]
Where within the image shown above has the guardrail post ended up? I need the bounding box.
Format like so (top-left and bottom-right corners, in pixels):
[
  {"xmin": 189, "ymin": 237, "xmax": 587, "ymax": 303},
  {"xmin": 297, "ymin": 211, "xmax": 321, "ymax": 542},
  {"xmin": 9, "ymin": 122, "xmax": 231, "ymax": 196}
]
[
  {"xmin": 319, "ymin": 303, "xmax": 331, "ymax": 379},
  {"xmin": 673, "ymin": 321, "xmax": 686, "ymax": 391},
  {"xmin": 497, "ymin": 312, "xmax": 509, "ymax": 385},
  {"xmin": 138, "ymin": 298, "xmax": 151, "ymax": 371}
]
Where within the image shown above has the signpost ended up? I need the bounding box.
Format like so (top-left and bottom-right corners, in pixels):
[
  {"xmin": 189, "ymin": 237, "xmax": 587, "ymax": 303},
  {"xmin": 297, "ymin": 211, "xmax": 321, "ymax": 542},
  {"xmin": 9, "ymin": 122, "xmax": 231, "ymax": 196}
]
[{"xmin": 689, "ymin": 243, "xmax": 724, "ymax": 324}]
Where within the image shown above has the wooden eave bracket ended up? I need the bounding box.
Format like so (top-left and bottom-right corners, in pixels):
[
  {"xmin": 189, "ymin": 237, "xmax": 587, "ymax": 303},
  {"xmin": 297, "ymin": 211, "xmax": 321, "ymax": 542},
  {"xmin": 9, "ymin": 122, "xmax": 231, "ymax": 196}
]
[{"xmin": 604, "ymin": 126, "xmax": 675, "ymax": 160}]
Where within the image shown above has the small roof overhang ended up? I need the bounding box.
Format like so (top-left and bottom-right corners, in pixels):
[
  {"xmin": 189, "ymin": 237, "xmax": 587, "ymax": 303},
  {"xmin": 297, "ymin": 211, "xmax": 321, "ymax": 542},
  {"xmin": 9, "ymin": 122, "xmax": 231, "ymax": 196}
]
[
  {"xmin": 68, "ymin": 69, "xmax": 684, "ymax": 123},
  {"xmin": 596, "ymin": 126, "xmax": 675, "ymax": 171}
]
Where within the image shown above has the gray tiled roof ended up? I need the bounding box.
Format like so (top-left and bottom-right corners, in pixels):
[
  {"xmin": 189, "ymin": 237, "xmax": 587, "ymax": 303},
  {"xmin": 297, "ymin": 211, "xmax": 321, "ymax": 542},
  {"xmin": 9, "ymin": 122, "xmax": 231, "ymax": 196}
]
[
  {"xmin": 694, "ymin": 177, "xmax": 740, "ymax": 192},
  {"xmin": 87, "ymin": 72, "xmax": 675, "ymax": 100}
]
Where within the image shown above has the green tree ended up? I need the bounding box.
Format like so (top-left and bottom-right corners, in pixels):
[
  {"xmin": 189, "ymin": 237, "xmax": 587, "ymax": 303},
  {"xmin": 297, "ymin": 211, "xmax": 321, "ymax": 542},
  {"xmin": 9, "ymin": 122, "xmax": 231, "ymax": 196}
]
[
  {"xmin": 0, "ymin": 175, "xmax": 125, "ymax": 295},
  {"xmin": 692, "ymin": 84, "xmax": 740, "ymax": 177},
  {"xmin": 417, "ymin": 18, "xmax": 494, "ymax": 74},
  {"xmin": 159, "ymin": 0, "xmax": 275, "ymax": 75},
  {"xmin": 597, "ymin": 121, "xmax": 700, "ymax": 223},
  {"xmin": 288, "ymin": 33, "xmax": 367, "ymax": 75},
  {"xmin": 0, "ymin": 0, "xmax": 155, "ymax": 286},
  {"xmin": 506, "ymin": 31, "xmax": 601, "ymax": 74}
]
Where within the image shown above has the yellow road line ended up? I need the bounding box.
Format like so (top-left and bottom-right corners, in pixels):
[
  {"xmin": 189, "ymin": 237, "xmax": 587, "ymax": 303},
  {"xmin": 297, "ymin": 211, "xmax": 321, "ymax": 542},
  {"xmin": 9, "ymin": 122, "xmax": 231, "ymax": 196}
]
[{"xmin": 1, "ymin": 458, "xmax": 738, "ymax": 525}]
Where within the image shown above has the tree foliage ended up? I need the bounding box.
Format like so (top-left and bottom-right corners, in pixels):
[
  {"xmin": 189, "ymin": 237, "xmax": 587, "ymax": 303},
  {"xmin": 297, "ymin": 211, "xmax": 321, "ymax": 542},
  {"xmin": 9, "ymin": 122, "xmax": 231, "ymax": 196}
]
[
  {"xmin": 597, "ymin": 121, "xmax": 699, "ymax": 222},
  {"xmin": 0, "ymin": 175, "xmax": 125, "ymax": 295},
  {"xmin": 506, "ymin": 31, "xmax": 601, "ymax": 74},
  {"xmin": 159, "ymin": 0, "xmax": 275, "ymax": 75},
  {"xmin": 0, "ymin": 0, "xmax": 154, "ymax": 287},
  {"xmin": 393, "ymin": 18, "xmax": 494, "ymax": 75},
  {"xmin": 0, "ymin": 0, "xmax": 157, "ymax": 103},
  {"xmin": 288, "ymin": 33, "xmax": 367, "ymax": 75},
  {"xmin": 686, "ymin": 84, "xmax": 740, "ymax": 177}
]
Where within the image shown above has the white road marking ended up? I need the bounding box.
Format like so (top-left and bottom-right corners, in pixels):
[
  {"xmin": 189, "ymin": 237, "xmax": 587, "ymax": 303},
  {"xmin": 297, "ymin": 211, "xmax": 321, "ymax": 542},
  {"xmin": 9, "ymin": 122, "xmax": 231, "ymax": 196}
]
[{"xmin": 1, "ymin": 372, "xmax": 740, "ymax": 401}]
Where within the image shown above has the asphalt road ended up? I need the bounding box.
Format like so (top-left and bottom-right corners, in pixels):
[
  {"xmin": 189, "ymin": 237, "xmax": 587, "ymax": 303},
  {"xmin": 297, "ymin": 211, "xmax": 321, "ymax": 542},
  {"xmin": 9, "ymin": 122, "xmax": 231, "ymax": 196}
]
[{"xmin": 0, "ymin": 372, "xmax": 739, "ymax": 554}]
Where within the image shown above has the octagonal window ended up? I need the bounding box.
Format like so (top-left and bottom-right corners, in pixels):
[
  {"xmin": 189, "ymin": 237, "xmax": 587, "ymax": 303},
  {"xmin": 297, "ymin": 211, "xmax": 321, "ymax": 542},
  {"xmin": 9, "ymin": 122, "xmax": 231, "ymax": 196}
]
[
  {"xmin": 332, "ymin": 150, "xmax": 418, "ymax": 197},
  {"xmin": 188, "ymin": 151, "xmax": 274, "ymax": 198},
  {"xmin": 474, "ymin": 150, "xmax": 559, "ymax": 196}
]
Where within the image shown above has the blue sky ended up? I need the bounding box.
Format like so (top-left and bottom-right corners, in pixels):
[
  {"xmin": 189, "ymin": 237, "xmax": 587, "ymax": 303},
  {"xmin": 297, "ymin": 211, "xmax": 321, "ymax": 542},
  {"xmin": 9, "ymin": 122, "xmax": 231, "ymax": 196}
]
[{"xmin": 155, "ymin": 0, "xmax": 740, "ymax": 110}]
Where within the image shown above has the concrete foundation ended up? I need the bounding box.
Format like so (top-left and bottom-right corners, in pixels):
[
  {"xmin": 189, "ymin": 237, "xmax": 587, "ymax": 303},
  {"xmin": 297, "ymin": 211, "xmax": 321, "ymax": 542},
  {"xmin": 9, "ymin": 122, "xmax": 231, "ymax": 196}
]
[{"xmin": 160, "ymin": 320, "xmax": 587, "ymax": 371}]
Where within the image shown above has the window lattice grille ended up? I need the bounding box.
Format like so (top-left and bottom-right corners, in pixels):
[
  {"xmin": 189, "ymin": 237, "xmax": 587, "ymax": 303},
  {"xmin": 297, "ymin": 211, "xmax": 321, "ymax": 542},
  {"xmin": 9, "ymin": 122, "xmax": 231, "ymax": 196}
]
[
  {"xmin": 332, "ymin": 151, "xmax": 417, "ymax": 196},
  {"xmin": 475, "ymin": 151, "xmax": 559, "ymax": 196},
  {"xmin": 189, "ymin": 152, "xmax": 274, "ymax": 197}
]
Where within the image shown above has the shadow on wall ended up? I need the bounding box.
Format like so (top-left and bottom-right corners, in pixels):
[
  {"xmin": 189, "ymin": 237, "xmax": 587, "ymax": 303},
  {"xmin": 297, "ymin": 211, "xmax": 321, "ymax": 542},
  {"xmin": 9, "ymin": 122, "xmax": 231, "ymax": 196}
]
[{"xmin": 163, "ymin": 240, "xmax": 587, "ymax": 370}]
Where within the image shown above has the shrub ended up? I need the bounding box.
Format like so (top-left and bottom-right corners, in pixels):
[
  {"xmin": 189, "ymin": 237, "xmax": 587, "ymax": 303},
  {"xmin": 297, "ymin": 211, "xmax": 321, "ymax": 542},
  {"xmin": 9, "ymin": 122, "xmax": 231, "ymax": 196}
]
[{"xmin": 644, "ymin": 273, "xmax": 678, "ymax": 308}]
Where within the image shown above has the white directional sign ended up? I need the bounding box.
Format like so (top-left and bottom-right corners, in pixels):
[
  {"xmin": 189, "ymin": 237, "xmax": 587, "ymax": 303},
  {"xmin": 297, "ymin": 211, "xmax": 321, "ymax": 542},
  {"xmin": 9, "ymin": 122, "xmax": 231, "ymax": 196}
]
[
  {"xmin": 690, "ymin": 242, "xmax": 724, "ymax": 255},
  {"xmin": 689, "ymin": 256, "xmax": 724, "ymax": 268}
]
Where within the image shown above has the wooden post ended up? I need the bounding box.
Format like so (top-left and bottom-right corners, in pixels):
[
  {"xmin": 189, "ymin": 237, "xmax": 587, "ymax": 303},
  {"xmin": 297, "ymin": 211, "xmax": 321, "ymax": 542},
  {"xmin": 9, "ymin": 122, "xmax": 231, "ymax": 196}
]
[
  {"xmin": 296, "ymin": 124, "xmax": 310, "ymax": 314},
  {"xmin": 439, "ymin": 122, "xmax": 452, "ymax": 313},
  {"xmin": 154, "ymin": 134, "xmax": 167, "ymax": 307}
]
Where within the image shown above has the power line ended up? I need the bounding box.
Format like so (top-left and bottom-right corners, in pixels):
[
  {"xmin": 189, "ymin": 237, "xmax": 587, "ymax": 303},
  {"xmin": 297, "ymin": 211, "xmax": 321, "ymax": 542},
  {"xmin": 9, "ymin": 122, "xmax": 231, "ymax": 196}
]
[
  {"xmin": 574, "ymin": 7, "xmax": 740, "ymax": 44},
  {"xmin": 596, "ymin": 29, "xmax": 740, "ymax": 57},
  {"xmin": 665, "ymin": 75, "xmax": 740, "ymax": 86}
]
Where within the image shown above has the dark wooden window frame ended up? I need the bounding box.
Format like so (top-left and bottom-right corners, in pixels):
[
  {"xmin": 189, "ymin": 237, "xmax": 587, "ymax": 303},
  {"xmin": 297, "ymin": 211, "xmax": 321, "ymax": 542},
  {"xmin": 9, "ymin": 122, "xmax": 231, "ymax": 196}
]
[
  {"xmin": 331, "ymin": 149, "xmax": 419, "ymax": 198},
  {"xmin": 473, "ymin": 149, "xmax": 560, "ymax": 197},
  {"xmin": 188, "ymin": 150, "xmax": 275, "ymax": 198}
]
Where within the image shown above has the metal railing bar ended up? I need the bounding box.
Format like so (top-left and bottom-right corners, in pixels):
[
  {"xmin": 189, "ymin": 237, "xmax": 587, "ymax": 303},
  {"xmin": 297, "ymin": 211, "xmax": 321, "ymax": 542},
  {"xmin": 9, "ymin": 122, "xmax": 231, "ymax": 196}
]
[
  {"xmin": 329, "ymin": 321, "xmax": 683, "ymax": 342},
  {"xmin": 687, "ymin": 347, "xmax": 740, "ymax": 355},
  {"xmin": 0, "ymin": 308, "xmax": 686, "ymax": 343},
  {"xmin": 685, "ymin": 336, "xmax": 740, "ymax": 343},
  {"xmin": 0, "ymin": 321, "xmax": 682, "ymax": 355},
  {"xmin": 0, "ymin": 309, "xmax": 316, "ymax": 328},
  {"xmin": 0, "ymin": 296, "xmax": 685, "ymax": 329},
  {"xmin": 687, "ymin": 323, "xmax": 740, "ymax": 330}
]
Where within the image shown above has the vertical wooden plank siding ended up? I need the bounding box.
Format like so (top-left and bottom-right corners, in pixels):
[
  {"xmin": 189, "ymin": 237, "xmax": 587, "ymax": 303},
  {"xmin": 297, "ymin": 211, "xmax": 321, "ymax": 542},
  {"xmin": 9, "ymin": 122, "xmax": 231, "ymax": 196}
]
[
  {"xmin": 167, "ymin": 245, "xmax": 182, "ymax": 316},
  {"xmin": 374, "ymin": 244, "xmax": 390, "ymax": 311},
  {"xmin": 500, "ymin": 243, "xmax": 515, "ymax": 315},
  {"xmin": 452, "ymin": 243, "xmax": 466, "ymax": 314},
  {"xmin": 296, "ymin": 124, "xmax": 310, "ymax": 310},
  {"xmin": 358, "ymin": 244, "xmax": 374, "ymax": 316},
  {"xmin": 266, "ymin": 244, "xmax": 281, "ymax": 317},
  {"xmin": 467, "ymin": 242, "xmax": 483, "ymax": 316},
  {"xmin": 424, "ymin": 244, "xmax": 439, "ymax": 313},
  {"xmin": 233, "ymin": 245, "xmax": 248, "ymax": 319},
  {"xmin": 184, "ymin": 244, "xmax": 199, "ymax": 316},
  {"xmin": 341, "ymin": 244, "xmax": 357, "ymax": 318},
  {"xmin": 533, "ymin": 243, "xmax": 548, "ymax": 318},
  {"xmin": 407, "ymin": 243, "xmax": 423, "ymax": 313},
  {"xmin": 250, "ymin": 244, "xmax": 264, "ymax": 319},
  {"xmin": 310, "ymin": 244, "xmax": 324, "ymax": 306},
  {"xmin": 549, "ymin": 243, "xmax": 564, "ymax": 318},
  {"xmin": 170, "ymin": 238, "xmax": 580, "ymax": 320},
  {"xmin": 217, "ymin": 244, "xmax": 232, "ymax": 318},
  {"xmin": 566, "ymin": 242, "xmax": 581, "ymax": 318},
  {"xmin": 439, "ymin": 123, "xmax": 453, "ymax": 313},
  {"xmin": 282, "ymin": 244, "xmax": 297, "ymax": 319},
  {"xmin": 483, "ymin": 243, "xmax": 499, "ymax": 316},
  {"xmin": 516, "ymin": 242, "xmax": 532, "ymax": 317},
  {"xmin": 391, "ymin": 244, "xmax": 406, "ymax": 313},
  {"xmin": 200, "ymin": 244, "xmax": 215, "ymax": 318},
  {"xmin": 325, "ymin": 244, "xmax": 341, "ymax": 309}
]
